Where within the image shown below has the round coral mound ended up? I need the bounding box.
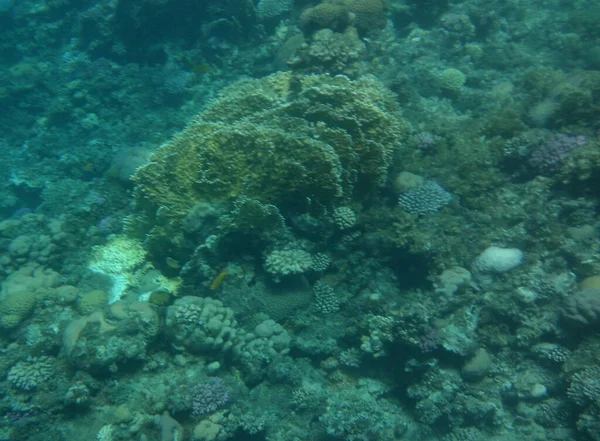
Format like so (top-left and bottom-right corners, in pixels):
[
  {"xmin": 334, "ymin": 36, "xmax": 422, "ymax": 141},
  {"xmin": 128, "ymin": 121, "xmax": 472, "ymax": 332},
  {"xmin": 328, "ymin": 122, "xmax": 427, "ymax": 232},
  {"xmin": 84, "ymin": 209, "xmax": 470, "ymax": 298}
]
[{"xmin": 132, "ymin": 72, "xmax": 409, "ymax": 262}]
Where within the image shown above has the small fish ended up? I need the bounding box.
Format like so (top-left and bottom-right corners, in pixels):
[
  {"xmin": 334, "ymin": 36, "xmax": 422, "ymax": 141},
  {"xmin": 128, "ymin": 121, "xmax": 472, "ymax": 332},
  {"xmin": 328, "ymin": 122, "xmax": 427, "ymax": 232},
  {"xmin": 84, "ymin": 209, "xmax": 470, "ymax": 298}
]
[
  {"xmin": 192, "ymin": 63, "xmax": 214, "ymax": 75},
  {"xmin": 148, "ymin": 289, "xmax": 175, "ymax": 306},
  {"xmin": 210, "ymin": 268, "xmax": 228, "ymax": 290}
]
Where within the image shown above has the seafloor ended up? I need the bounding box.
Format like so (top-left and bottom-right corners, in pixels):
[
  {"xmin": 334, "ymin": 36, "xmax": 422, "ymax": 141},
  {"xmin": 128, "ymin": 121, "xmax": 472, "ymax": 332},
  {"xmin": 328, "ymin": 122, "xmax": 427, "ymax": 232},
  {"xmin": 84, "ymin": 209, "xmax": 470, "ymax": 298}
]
[{"xmin": 0, "ymin": 0, "xmax": 599, "ymax": 440}]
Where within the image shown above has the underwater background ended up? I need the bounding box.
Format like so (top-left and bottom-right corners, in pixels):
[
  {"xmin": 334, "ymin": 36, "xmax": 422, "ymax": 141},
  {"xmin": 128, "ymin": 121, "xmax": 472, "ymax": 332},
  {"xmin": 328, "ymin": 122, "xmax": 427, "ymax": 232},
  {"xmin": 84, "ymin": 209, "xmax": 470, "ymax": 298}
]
[{"xmin": 0, "ymin": 0, "xmax": 599, "ymax": 440}]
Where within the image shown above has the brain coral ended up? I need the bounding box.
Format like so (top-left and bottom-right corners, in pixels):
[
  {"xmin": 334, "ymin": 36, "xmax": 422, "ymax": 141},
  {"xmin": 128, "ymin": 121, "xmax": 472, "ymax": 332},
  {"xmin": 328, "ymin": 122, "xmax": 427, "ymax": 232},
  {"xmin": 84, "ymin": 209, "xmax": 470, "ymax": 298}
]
[
  {"xmin": 301, "ymin": 0, "xmax": 388, "ymax": 33},
  {"xmin": 133, "ymin": 72, "xmax": 408, "ymax": 246},
  {"xmin": 77, "ymin": 289, "xmax": 109, "ymax": 315},
  {"xmin": 346, "ymin": 0, "xmax": 388, "ymax": 33},
  {"xmin": 0, "ymin": 286, "xmax": 37, "ymax": 329},
  {"xmin": 301, "ymin": 0, "xmax": 351, "ymax": 32}
]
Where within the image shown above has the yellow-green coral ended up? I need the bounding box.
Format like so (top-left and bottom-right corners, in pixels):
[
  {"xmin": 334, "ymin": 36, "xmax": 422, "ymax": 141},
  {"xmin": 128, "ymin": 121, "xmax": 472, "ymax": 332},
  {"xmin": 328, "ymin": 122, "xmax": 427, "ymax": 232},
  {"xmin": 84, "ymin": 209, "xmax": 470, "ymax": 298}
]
[
  {"xmin": 132, "ymin": 72, "xmax": 409, "ymax": 262},
  {"xmin": 438, "ymin": 68, "xmax": 466, "ymax": 91},
  {"xmin": 134, "ymin": 72, "xmax": 407, "ymax": 213}
]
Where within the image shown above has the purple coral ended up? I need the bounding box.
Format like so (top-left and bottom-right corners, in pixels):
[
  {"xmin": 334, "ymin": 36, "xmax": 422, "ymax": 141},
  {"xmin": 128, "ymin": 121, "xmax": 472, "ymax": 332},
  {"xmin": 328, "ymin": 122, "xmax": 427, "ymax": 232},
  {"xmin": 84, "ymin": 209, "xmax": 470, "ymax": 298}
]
[
  {"xmin": 98, "ymin": 215, "xmax": 121, "ymax": 235},
  {"xmin": 414, "ymin": 132, "xmax": 436, "ymax": 151},
  {"xmin": 529, "ymin": 134, "xmax": 587, "ymax": 174},
  {"xmin": 11, "ymin": 207, "xmax": 32, "ymax": 218},
  {"xmin": 398, "ymin": 181, "xmax": 452, "ymax": 215},
  {"xmin": 191, "ymin": 377, "xmax": 230, "ymax": 416},
  {"xmin": 419, "ymin": 329, "xmax": 439, "ymax": 353}
]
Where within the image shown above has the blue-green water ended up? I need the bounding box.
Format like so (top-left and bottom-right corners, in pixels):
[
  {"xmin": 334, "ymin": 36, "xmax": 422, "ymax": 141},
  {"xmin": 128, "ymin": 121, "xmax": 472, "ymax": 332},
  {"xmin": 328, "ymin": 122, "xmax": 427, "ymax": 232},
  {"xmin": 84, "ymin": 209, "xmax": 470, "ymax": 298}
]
[{"xmin": 0, "ymin": 0, "xmax": 599, "ymax": 440}]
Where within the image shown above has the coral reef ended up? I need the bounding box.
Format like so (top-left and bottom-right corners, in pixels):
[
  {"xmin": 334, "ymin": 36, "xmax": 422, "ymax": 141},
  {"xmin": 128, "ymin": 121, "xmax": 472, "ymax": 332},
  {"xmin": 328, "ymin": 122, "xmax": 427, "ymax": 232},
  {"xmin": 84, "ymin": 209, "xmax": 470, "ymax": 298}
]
[
  {"xmin": 132, "ymin": 71, "xmax": 409, "ymax": 266},
  {"xmin": 1, "ymin": 0, "xmax": 600, "ymax": 440}
]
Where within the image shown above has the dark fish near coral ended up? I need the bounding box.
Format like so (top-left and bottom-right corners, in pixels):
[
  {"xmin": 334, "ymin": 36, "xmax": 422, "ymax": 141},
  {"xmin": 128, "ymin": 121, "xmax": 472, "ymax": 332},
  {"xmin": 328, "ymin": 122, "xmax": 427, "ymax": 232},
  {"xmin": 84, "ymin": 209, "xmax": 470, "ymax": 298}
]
[
  {"xmin": 147, "ymin": 289, "xmax": 176, "ymax": 306},
  {"xmin": 192, "ymin": 63, "xmax": 214, "ymax": 75}
]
